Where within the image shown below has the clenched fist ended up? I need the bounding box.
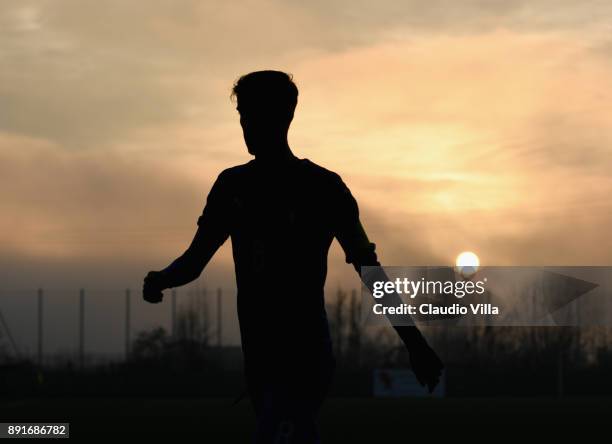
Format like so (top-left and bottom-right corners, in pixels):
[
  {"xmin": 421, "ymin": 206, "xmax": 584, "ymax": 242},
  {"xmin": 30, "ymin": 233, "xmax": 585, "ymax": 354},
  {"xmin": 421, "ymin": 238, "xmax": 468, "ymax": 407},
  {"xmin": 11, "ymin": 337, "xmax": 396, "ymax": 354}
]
[{"xmin": 143, "ymin": 271, "xmax": 166, "ymax": 303}]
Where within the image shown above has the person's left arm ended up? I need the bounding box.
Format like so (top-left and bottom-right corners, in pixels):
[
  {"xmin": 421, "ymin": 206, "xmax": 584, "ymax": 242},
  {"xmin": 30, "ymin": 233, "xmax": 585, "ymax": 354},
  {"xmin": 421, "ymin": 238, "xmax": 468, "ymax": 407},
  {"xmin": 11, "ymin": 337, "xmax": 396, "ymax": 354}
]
[{"xmin": 332, "ymin": 173, "xmax": 444, "ymax": 392}]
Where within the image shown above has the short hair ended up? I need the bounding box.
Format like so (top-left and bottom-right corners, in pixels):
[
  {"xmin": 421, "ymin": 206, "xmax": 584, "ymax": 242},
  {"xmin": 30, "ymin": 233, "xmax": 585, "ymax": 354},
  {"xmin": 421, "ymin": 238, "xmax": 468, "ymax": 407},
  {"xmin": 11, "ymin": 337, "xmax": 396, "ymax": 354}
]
[{"xmin": 231, "ymin": 70, "xmax": 298, "ymax": 117}]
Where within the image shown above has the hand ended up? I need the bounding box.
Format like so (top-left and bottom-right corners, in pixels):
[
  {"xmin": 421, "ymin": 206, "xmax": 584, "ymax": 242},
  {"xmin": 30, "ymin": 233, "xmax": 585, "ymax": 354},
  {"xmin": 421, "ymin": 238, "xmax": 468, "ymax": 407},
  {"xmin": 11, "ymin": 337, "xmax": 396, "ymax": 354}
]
[
  {"xmin": 143, "ymin": 271, "xmax": 165, "ymax": 303},
  {"xmin": 409, "ymin": 338, "xmax": 444, "ymax": 393},
  {"xmin": 397, "ymin": 327, "xmax": 444, "ymax": 393}
]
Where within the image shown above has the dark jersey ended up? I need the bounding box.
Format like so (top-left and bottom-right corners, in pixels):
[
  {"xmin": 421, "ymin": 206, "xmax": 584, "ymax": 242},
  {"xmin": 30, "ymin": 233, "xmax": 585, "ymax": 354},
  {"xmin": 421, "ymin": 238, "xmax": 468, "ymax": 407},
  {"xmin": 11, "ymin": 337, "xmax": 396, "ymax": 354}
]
[{"xmin": 160, "ymin": 155, "xmax": 379, "ymax": 377}]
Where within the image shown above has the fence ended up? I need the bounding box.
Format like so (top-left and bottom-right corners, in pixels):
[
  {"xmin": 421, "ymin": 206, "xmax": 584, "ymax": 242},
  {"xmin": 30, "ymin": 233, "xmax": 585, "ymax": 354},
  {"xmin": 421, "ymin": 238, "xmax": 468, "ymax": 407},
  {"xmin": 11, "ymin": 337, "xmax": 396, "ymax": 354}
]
[{"xmin": 0, "ymin": 285, "xmax": 236, "ymax": 368}]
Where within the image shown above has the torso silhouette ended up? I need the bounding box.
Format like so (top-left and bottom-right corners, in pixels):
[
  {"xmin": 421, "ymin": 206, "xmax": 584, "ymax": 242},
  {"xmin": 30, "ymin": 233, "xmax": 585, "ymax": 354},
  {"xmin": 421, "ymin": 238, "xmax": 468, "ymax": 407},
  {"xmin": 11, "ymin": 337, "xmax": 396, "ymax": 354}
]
[{"xmin": 162, "ymin": 154, "xmax": 378, "ymax": 384}]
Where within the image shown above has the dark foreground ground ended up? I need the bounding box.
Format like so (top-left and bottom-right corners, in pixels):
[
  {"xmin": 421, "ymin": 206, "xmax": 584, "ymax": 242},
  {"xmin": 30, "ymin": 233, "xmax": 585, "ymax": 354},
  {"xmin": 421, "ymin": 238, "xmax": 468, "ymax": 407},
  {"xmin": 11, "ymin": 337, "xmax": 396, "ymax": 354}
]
[{"xmin": 0, "ymin": 397, "xmax": 610, "ymax": 442}]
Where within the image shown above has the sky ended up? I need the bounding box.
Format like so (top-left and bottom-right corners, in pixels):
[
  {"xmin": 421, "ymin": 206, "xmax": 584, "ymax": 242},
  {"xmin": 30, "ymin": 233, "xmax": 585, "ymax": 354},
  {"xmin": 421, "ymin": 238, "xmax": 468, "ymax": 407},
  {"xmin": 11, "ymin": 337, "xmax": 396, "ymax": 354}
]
[{"xmin": 2, "ymin": 1, "xmax": 612, "ymax": 354}]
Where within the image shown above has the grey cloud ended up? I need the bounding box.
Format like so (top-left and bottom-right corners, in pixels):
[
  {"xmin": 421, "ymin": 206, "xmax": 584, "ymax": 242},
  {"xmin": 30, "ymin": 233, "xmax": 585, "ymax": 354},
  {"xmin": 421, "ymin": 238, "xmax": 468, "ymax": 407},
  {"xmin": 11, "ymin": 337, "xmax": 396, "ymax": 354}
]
[
  {"xmin": 292, "ymin": 0, "xmax": 612, "ymax": 35},
  {"xmin": 0, "ymin": 137, "xmax": 210, "ymax": 261},
  {"xmin": 3, "ymin": 0, "xmax": 612, "ymax": 148},
  {"xmin": 0, "ymin": 0, "xmax": 307, "ymax": 147}
]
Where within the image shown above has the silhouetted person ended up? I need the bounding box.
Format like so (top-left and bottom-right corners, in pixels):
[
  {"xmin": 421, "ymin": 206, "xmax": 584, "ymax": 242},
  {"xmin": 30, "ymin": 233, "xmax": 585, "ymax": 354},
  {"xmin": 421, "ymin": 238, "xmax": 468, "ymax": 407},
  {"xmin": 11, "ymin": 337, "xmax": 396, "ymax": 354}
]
[{"xmin": 143, "ymin": 70, "xmax": 443, "ymax": 443}]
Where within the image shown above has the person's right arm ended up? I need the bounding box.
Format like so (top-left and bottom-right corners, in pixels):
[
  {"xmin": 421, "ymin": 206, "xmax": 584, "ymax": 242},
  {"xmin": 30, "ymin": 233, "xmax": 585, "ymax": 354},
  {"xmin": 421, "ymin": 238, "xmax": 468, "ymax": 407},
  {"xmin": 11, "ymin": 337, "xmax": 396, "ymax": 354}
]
[{"xmin": 143, "ymin": 171, "xmax": 231, "ymax": 303}]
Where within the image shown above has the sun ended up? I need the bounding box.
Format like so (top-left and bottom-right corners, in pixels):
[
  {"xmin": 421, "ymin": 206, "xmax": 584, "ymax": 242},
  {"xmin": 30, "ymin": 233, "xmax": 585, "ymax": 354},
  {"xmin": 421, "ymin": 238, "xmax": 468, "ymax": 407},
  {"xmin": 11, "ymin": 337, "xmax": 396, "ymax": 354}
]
[
  {"xmin": 455, "ymin": 251, "xmax": 480, "ymax": 277},
  {"xmin": 456, "ymin": 251, "xmax": 480, "ymax": 268}
]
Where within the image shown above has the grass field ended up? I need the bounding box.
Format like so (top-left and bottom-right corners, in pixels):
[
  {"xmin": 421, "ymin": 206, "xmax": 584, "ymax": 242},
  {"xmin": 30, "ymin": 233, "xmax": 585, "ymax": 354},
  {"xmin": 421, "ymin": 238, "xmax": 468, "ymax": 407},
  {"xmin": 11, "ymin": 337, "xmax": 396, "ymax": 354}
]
[{"xmin": 1, "ymin": 396, "xmax": 610, "ymax": 442}]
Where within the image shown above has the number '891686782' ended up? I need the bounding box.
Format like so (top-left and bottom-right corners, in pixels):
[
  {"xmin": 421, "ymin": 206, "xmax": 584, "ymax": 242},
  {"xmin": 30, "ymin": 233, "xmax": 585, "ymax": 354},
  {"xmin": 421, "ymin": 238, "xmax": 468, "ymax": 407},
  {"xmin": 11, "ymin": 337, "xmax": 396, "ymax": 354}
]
[{"xmin": 3, "ymin": 424, "xmax": 68, "ymax": 438}]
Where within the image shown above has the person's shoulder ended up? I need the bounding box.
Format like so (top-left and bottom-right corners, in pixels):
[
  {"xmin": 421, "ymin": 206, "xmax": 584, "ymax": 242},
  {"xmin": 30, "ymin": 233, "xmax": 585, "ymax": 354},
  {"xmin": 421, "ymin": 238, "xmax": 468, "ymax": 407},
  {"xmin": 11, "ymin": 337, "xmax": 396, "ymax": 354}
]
[
  {"xmin": 300, "ymin": 159, "xmax": 355, "ymax": 205},
  {"xmin": 216, "ymin": 160, "xmax": 256, "ymax": 182},
  {"xmin": 299, "ymin": 158, "xmax": 345, "ymax": 185},
  {"xmin": 207, "ymin": 161, "xmax": 255, "ymax": 197}
]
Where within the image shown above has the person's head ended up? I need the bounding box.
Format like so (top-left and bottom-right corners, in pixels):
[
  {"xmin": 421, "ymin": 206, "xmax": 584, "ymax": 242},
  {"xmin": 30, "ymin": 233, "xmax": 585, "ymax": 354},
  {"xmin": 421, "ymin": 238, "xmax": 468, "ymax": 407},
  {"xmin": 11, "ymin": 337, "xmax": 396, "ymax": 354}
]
[{"xmin": 231, "ymin": 70, "xmax": 298, "ymax": 156}]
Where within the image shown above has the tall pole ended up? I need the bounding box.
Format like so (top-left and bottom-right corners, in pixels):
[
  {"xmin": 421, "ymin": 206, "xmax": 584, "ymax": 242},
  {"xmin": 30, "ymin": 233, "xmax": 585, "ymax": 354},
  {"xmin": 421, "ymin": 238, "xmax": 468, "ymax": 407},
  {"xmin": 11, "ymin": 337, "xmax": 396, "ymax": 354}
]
[
  {"xmin": 125, "ymin": 288, "xmax": 131, "ymax": 359},
  {"xmin": 558, "ymin": 346, "xmax": 564, "ymax": 398},
  {"xmin": 79, "ymin": 288, "xmax": 85, "ymax": 370},
  {"xmin": 37, "ymin": 288, "xmax": 43, "ymax": 367},
  {"xmin": 201, "ymin": 287, "xmax": 209, "ymax": 344},
  {"xmin": 171, "ymin": 289, "xmax": 177, "ymax": 338},
  {"xmin": 217, "ymin": 288, "xmax": 222, "ymax": 347}
]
